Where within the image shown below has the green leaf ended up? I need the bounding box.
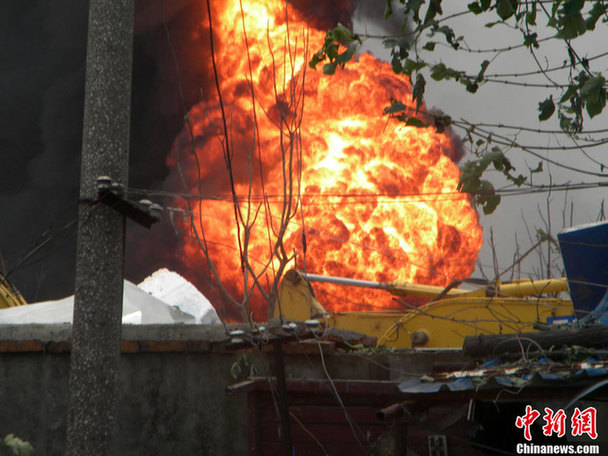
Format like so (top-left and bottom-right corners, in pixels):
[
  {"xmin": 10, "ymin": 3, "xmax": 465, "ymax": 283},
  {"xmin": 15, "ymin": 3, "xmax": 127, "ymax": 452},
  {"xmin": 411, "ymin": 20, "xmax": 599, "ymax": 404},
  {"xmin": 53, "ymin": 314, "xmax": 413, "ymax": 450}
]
[
  {"xmin": 384, "ymin": 100, "xmax": 407, "ymax": 114},
  {"xmin": 460, "ymin": 147, "xmax": 522, "ymax": 191},
  {"xmin": 383, "ymin": 38, "xmax": 398, "ymax": 48},
  {"xmin": 523, "ymin": 32, "xmax": 539, "ymax": 48},
  {"xmin": 466, "ymin": 81, "xmax": 479, "ymax": 93},
  {"xmin": 388, "ymin": 37, "xmax": 411, "ymax": 74},
  {"xmin": 579, "ymin": 75, "xmax": 607, "ymax": 118},
  {"xmin": 459, "ymin": 158, "xmax": 492, "ymax": 192},
  {"xmin": 430, "ymin": 63, "xmax": 463, "ymax": 81},
  {"xmin": 395, "ymin": 37, "xmax": 411, "ymax": 57},
  {"xmin": 403, "ymin": 58, "xmax": 426, "ymax": 75},
  {"xmin": 405, "ymin": 0, "xmax": 425, "ymax": 23},
  {"xmin": 3, "ymin": 435, "xmax": 34, "ymax": 456},
  {"xmin": 336, "ymin": 45, "xmax": 356, "ymax": 64},
  {"xmin": 424, "ymin": 0, "xmax": 443, "ymax": 25},
  {"xmin": 485, "ymin": 21, "xmax": 502, "ymax": 28},
  {"xmin": 496, "ymin": 0, "xmax": 517, "ymax": 20},
  {"xmin": 580, "ymin": 76, "xmax": 605, "ymax": 103},
  {"xmin": 412, "ymin": 73, "xmax": 426, "ymax": 113},
  {"xmin": 561, "ymin": 0, "xmax": 585, "ymax": 17},
  {"xmin": 309, "ymin": 50, "xmax": 325, "ymax": 69},
  {"xmin": 330, "ymin": 23, "xmax": 356, "ymax": 43},
  {"xmin": 405, "ymin": 117, "xmax": 428, "ymax": 128},
  {"xmin": 458, "ymin": 159, "xmax": 502, "ymax": 214},
  {"xmin": 482, "ymin": 193, "xmax": 501, "ymax": 214},
  {"xmin": 476, "ymin": 59, "xmax": 490, "ymax": 82},
  {"xmin": 551, "ymin": 0, "xmax": 564, "ymax": 20},
  {"xmin": 309, "ymin": 23, "xmax": 361, "ymax": 72},
  {"xmin": 434, "ymin": 25, "xmax": 460, "ymax": 49},
  {"xmin": 538, "ymin": 96, "xmax": 556, "ymax": 121},
  {"xmin": 556, "ymin": 13, "xmax": 587, "ymax": 39},
  {"xmin": 480, "ymin": 0, "xmax": 491, "ymax": 9},
  {"xmin": 586, "ymin": 89, "xmax": 606, "ymax": 118},
  {"xmin": 559, "ymin": 85, "xmax": 577, "ymax": 104},
  {"xmin": 487, "ymin": 147, "xmax": 513, "ymax": 171},
  {"xmin": 423, "ymin": 41, "xmax": 436, "ymax": 51},
  {"xmin": 391, "ymin": 55, "xmax": 404, "ymax": 74},
  {"xmin": 323, "ymin": 62, "xmax": 338, "ymax": 75},
  {"xmin": 526, "ymin": 2, "xmax": 537, "ymax": 25},
  {"xmin": 384, "ymin": 0, "xmax": 394, "ymax": 18},
  {"xmin": 485, "ymin": 148, "xmax": 528, "ymax": 188},
  {"xmin": 430, "ymin": 63, "xmax": 446, "ymax": 81},
  {"xmin": 510, "ymin": 174, "xmax": 527, "ymax": 186},
  {"xmin": 586, "ymin": 1, "xmax": 605, "ymax": 30},
  {"xmin": 559, "ymin": 112, "xmax": 574, "ymax": 132},
  {"xmin": 468, "ymin": 2, "xmax": 483, "ymax": 14}
]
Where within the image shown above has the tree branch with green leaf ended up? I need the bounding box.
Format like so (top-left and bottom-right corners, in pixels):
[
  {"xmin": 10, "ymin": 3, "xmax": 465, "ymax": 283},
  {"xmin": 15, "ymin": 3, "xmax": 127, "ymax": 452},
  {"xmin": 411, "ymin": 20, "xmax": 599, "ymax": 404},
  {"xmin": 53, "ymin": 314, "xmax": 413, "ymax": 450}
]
[{"xmin": 309, "ymin": 0, "xmax": 608, "ymax": 214}]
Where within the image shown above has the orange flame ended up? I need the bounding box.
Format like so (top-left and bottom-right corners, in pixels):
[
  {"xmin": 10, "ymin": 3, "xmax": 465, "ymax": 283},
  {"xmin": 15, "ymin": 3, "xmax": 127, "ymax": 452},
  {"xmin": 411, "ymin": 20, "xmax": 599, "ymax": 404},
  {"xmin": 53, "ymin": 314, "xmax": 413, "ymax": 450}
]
[{"xmin": 169, "ymin": 0, "xmax": 482, "ymax": 318}]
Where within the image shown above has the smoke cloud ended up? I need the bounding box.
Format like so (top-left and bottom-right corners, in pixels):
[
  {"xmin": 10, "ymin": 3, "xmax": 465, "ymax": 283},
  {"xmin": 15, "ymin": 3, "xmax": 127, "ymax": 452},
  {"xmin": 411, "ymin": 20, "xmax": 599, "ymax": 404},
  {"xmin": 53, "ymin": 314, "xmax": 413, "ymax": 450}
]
[
  {"xmin": 1, "ymin": 1, "xmax": 86, "ymax": 300},
  {"xmin": 2, "ymin": 0, "xmax": 212, "ymax": 301}
]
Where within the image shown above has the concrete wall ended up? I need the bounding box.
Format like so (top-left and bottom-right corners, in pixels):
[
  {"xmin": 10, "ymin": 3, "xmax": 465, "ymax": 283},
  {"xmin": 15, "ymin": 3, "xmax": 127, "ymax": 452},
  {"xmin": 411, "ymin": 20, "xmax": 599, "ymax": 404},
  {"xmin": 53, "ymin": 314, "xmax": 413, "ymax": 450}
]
[
  {"xmin": 0, "ymin": 351, "xmax": 249, "ymax": 455},
  {"xmin": 0, "ymin": 325, "xmax": 248, "ymax": 455},
  {"xmin": 0, "ymin": 325, "xmax": 468, "ymax": 455}
]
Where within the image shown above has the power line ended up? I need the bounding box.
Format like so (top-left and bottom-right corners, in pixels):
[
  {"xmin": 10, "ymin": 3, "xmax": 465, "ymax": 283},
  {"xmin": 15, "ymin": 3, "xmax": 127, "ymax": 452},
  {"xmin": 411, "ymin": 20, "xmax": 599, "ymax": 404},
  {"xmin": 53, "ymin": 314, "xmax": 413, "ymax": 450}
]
[
  {"xmin": 154, "ymin": 202, "xmax": 566, "ymax": 285},
  {"xmin": 126, "ymin": 179, "xmax": 608, "ymax": 205}
]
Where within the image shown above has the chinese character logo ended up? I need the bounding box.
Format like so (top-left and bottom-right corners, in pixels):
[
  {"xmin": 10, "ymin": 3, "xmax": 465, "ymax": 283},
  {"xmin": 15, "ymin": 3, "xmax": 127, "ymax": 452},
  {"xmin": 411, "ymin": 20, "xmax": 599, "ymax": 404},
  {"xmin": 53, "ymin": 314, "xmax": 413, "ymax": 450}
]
[
  {"xmin": 571, "ymin": 407, "xmax": 598, "ymax": 440},
  {"xmin": 515, "ymin": 405, "xmax": 598, "ymax": 441},
  {"xmin": 542, "ymin": 407, "xmax": 566, "ymax": 438},
  {"xmin": 515, "ymin": 405, "xmax": 540, "ymax": 441}
]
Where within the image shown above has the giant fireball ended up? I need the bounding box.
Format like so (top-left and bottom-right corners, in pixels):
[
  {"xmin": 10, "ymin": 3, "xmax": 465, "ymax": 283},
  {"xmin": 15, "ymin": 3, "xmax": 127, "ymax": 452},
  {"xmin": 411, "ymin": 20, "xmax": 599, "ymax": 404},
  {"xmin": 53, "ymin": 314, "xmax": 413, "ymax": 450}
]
[{"xmin": 168, "ymin": 0, "xmax": 483, "ymax": 318}]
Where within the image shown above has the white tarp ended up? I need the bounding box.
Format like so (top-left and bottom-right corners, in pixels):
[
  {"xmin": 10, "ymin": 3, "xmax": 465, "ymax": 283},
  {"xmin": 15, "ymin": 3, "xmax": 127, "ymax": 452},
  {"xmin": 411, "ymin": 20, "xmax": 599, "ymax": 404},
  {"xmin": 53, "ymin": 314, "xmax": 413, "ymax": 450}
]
[
  {"xmin": 138, "ymin": 268, "xmax": 220, "ymax": 325},
  {"xmin": 0, "ymin": 269, "xmax": 220, "ymax": 325}
]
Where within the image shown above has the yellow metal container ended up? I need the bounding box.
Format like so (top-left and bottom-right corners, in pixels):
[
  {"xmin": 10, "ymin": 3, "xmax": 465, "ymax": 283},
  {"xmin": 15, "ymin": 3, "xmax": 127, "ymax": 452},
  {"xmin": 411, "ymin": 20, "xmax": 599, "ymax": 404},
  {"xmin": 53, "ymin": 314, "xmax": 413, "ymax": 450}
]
[
  {"xmin": 273, "ymin": 269, "xmax": 575, "ymax": 349},
  {"xmin": 0, "ymin": 275, "xmax": 27, "ymax": 308}
]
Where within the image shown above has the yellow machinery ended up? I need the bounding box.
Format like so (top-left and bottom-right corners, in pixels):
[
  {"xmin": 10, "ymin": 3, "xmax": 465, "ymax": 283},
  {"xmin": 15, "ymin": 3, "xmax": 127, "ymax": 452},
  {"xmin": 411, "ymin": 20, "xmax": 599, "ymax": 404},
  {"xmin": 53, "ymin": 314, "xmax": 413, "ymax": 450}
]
[
  {"xmin": 0, "ymin": 274, "xmax": 27, "ymax": 308},
  {"xmin": 273, "ymin": 269, "xmax": 574, "ymax": 349}
]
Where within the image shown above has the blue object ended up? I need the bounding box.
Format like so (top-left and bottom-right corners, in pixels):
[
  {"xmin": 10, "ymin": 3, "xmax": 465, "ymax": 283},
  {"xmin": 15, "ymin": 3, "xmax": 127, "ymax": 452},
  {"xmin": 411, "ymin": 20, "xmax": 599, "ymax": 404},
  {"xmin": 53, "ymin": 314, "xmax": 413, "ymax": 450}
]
[
  {"xmin": 581, "ymin": 290, "xmax": 608, "ymax": 324},
  {"xmin": 558, "ymin": 221, "xmax": 608, "ymax": 319},
  {"xmin": 538, "ymin": 371, "xmax": 565, "ymax": 381},
  {"xmin": 546, "ymin": 315, "xmax": 576, "ymax": 325},
  {"xmin": 480, "ymin": 358, "xmax": 502, "ymax": 368},
  {"xmin": 494, "ymin": 376, "xmax": 515, "ymax": 387},
  {"xmin": 447, "ymin": 378, "xmax": 475, "ymax": 391}
]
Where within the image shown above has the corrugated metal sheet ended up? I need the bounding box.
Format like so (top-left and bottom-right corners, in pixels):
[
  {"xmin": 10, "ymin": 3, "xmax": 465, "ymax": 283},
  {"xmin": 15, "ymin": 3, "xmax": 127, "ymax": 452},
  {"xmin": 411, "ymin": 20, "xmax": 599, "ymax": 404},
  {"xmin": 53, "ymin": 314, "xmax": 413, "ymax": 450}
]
[{"xmin": 398, "ymin": 357, "xmax": 608, "ymax": 393}]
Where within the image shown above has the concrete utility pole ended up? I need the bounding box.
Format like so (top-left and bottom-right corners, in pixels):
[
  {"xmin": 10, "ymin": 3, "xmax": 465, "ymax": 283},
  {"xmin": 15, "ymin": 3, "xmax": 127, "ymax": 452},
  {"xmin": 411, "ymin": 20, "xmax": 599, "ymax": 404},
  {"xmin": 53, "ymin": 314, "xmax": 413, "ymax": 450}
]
[{"xmin": 66, "ymin": 1, "xmax": 134, "ymax": 455}]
